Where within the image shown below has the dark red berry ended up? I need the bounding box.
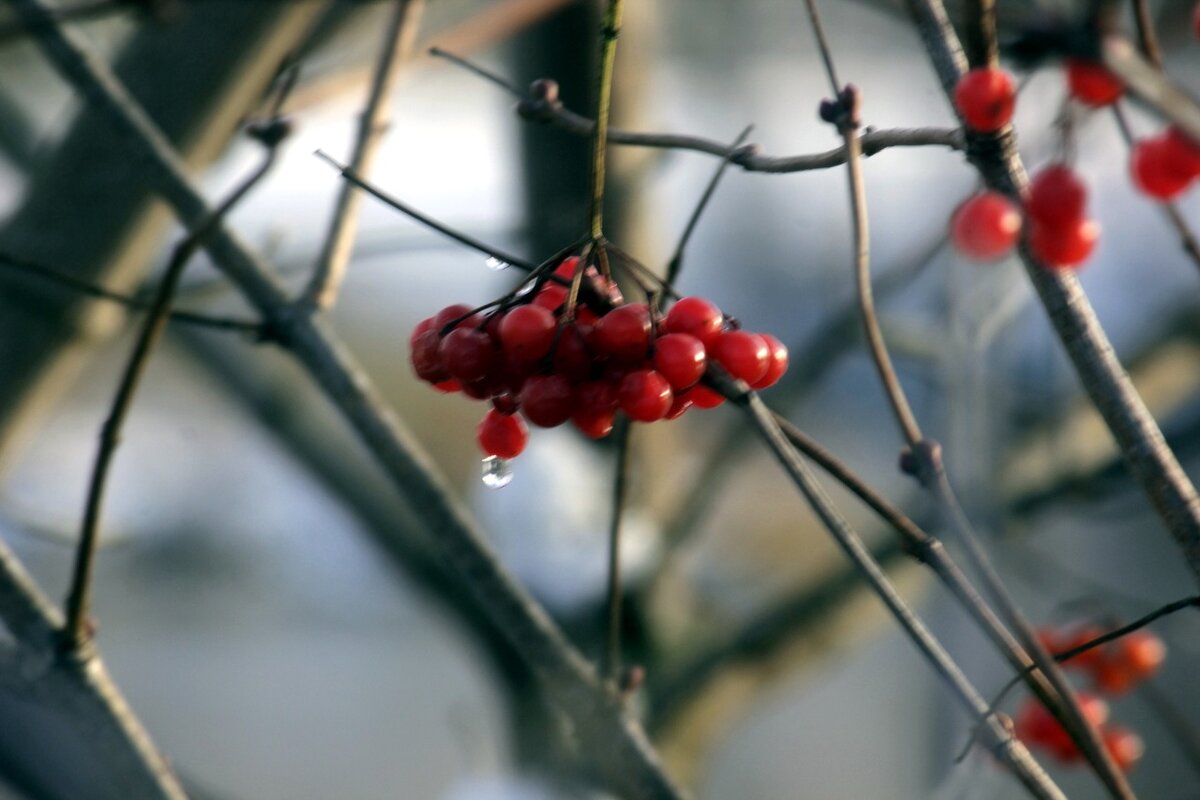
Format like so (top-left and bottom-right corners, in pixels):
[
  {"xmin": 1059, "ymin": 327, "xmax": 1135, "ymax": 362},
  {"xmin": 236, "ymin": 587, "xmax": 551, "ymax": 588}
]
[
  {"xmin": 751, "ymin": 334, "xmax": 789, "ymax": 389},
  {"xmin": 1026, "ymin": 164, "xmax": 1088, "ymax": 227},
  {"xmin": 439, "ymin": 327, "xmax": 497, "ymax": 383},
  {"xmin": 687, "ymin": 385, "xmax": 725, "ymax": 409},
  {"xmin": 533, "ymin": 283, "xmax": 568, "ymax": 312},
  {"xmin": 591, "ymin": 304, "xmax": 652, "ymax": 365},
  {"xmin": 572, "ymin": 409, "xmax": 615, "ymax": 439},
  {"xmin": 1029, "ymin": 217, "xmax": 1100, "ymax": 268},
  {"xmin": 575, "ymin": 380, "xmax": 618, "ymax": 417},
  {"xmin": 711, "ymin": 330, "xmax": 769, "ymax": 384},
  {"xmin": 433, "ymin": 378, "xmax": 461, "ymax": 393},
  {"xmin": 664, "ymin": 296, "xmax": 723, "ymax": 347},
  {"xmin": 954, "ymin": 67, "xmax": 1016, "ymax": 132},
  {"xmin": 553, "ymin": 255, "xmax": 581, "ymax": 279},
  {"xmin": 552, "ymin": 325, "xmax": 593, "ymax": 382},
  {"xmin": 519, "ymin": 374, "xmax": 574, "ymax": 427},
  {"xmin": 477, "ymin": 409, "xmax": 528, "ymax": 459},
  {"xmin": 653, "ymin": 333, "xmax": 706, "ymax": 391},
  {"xmin": 1164, "ymin": 126, "xmax": 1200, "ymax": 180},
  {"xmin": 492, "ymin": 394, "xmax": 520, "ymax": 415},
  {"xmin": 1066, "ymin": 59, "xmax": 1123, "ymax": 106},
  {"xmin": 433, "ymin": 303, "xmax": 474, "ymax": 334},
  {"xmin": 950, "ymin": 192, "xmax": 1021, "ymax": 261},
  {"xmin": 665, "ymin": 392, "xmax": 693, "ymax": 420},
  {"xmin": 617, "ymin": 369, "xmax": 673, "ymax": 422},
  {"xmin": 499, "ymin": 305, "xmax": 557, "ymax": 363},
  {"xmin": 411, "ymin": 328, "xmax": 449, "ymax": 383},
  {"xmin": 1131, "ymin": 136, "xmax": 1193, "ymax": 200}
]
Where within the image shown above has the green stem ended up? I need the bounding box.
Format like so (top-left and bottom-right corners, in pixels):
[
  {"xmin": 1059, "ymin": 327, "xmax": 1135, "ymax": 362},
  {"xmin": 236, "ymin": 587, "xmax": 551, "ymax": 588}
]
[{"xmin": 589, "ymin": 0, "xmax": 624, "ymax": 241}]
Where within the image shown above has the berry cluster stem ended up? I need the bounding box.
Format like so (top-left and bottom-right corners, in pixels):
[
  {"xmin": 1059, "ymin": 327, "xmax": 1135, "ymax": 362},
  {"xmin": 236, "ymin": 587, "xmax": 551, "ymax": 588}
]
[{"xmin": 589, "ymin": 0, "xmax": 624, "ymax": 241}]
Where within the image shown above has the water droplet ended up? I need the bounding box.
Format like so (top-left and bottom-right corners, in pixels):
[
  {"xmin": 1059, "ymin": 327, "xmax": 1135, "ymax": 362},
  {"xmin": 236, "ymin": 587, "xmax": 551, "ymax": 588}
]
[
  {"xmin": 481, "ymin": 455, "xmax": 513, "ymax": 489},
  {"xmin": 485, "ymin": 256, "xmax": 510, "ymax": 271}
]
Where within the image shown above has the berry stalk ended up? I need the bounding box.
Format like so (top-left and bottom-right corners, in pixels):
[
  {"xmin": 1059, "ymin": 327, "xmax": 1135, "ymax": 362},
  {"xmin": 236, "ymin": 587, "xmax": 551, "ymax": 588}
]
[{"xmin": 589, "ymin": 0, "xmax": 624, "ymax": 241}]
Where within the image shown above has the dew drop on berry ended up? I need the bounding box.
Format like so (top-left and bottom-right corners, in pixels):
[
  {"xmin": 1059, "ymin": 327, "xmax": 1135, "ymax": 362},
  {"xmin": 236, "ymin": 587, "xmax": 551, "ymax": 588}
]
[{"xmin": 481, "ymin": 455, "xmax": 513, "ymax": 489}]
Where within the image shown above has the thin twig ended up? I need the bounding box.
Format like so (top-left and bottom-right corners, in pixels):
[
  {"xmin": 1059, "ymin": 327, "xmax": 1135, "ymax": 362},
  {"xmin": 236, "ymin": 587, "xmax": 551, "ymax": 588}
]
[
  {"xmin": 63, "ymin": 141, "xmax": 281, "ymax": 653},
  {"xmin": 963, "ymin": 0, "xmax": 997, "ymax": 68},
  {"xmin": 664, "ymin": 124, "xmax": 753, "ymax": 287},
  {"xmin": 0, "ymin": 249, "xmax": 264, "ymax": 335},
  {"xmin": 803, "ymin": 0, "xmax": 841, "ymax": 94},
  {"xmin": 303, "ymin": 0, "xmax": 424, "ymax": 310},
  {"xmin": 15, "ymin": 2, "xmax": 686, "ymax": 795},
  {"xmin": 429, "ymin": 45, "xmax": 523, "ymax": 95},
  {"xmin": 430, "ymin": 46, "xmax": 963, "ymax": 173},
  {"xmin": 1100, "ymin": 36, "xmax": 1200, "ymax": 145},
  {"xmin": 1129, "ymin": 0, "xmax": 1163, "ymax": 70},
  {"xmin": 313, "ymin": 150, "xmax": 537, "ymax": 270},
  {"xmin": 812, "ymin": 3, "xmax": 1133, "ymax": 794},
  {"xmin": 708, "ymin": 369, "xmax": 1064, "ymax": 800},
  {"xmin": 907, "ymin": 0, "xmax": 1200, "ymax": 588},
  {"xmin": 604, "ymin": 417, "xmax": 631, "ymax": 682}
]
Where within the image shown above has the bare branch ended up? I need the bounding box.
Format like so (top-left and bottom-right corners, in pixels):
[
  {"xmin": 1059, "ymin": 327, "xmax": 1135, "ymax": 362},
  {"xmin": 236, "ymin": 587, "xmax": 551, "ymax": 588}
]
[
  {"xmin": 303, "ymin": 0, "xmax": 424, "ymax": 310},
  {"xmin": 11, "ymin": 1, "xmax": 686, "ymax": 795}
]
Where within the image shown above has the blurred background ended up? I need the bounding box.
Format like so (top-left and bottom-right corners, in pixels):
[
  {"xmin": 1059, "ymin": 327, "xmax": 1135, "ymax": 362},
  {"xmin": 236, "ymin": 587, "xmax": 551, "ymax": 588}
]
[{"xmin": 0, "ymin": 0, "xmax": 1198, "ymax": 797}]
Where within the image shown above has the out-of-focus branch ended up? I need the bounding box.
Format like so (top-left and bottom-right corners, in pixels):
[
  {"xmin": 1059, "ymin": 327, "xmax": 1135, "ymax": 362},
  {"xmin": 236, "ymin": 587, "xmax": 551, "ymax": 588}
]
[
  {"xmin": 11, "ymin": 1, "xmax": 686, "ymax": 796},
  {"xmin": 302, "ymin": 0, "xmax": 424, "ymax": 310}
]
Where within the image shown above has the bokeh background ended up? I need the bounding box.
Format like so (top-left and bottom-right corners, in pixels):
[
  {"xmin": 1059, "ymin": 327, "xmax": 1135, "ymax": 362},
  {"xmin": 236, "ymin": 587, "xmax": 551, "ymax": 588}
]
[{"xmin": 0, "ymin": 0, "xmax": 1198, "ymax": 798}]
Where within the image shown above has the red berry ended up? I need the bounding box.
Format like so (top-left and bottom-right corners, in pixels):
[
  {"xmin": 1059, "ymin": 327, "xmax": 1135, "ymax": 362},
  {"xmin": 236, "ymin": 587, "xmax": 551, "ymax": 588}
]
[
  {"xmin": 1066, "ymin": 59, "xmax": 1124, "ymax": 106},
  {"xmin": 411, "ymin": 328, "xmax": 449, "ymax": 383},
  {"xmin": 1092, "ymin": 629, "xmax": 1166, "ymax": 695},
  {"xmin": 1026, "ymin": 165, "xmax": 1088, "ymax": 228},
  {"xmin": 433, "ymin": 378, "xmax": 461, "ymax": 393},
  {"xmin": 499, "ymin": 305, "xmax": 557, "ymax": 363},
  {"xmin": 492, "ymin": 394, "xmax": 520, "ymax": 415},
  {"xmin": 954, "ymin": 67, "xmax": 1016, "ymax": 133},
  {"xmin": 551, "ymin": 324, "xmax": 593, "ymax": 382},
  {"xmin": 1102, "ymin": 726, "xmax": 1144, "ymax": 773},
  {"xmin": 687, "ymin": 385, "xmax": 725, "ymax": 409},
  {"xmin": 664, "ymin": 296, "xmax": 724, "ymax": 347},
  {"xmin": 712, "ymin": 330, "xmax": 769, "ymax": 384},
  {"xmin": 1052, "ymin": 625, "xmax": 1108, "ymax": 671},
  {"xmin": 439, "ymin": 327, "xmax": 497, "ymax": 384},
  {"xmin": 477, "ymin": 409, "xmax": 528, "ymax": 459},
  {"xmin": 533, "ymin": 283, "xmax": 568, "ymax": 312},
  {"xmin": 951, "ymin": 191, "xmax": 1022, "ymax": 261},
  {"xmin": 1195, "ymin": 2, "xmax": 1200, "ymax": 41},
  {"xmin": 1131, "ymin": 136, "xmax": 1194, "ymax": 200},
  {"xmin": 665, "ymin": 392, "xmax": 693, "ymax": 420},
  {"xmin": 519, "ymin": 374, "xmax": 574, "ymax": 427},
  {"xmin": 591, "ymin": 304, "xmax": 652, "ymax": 365},
  {"xmin": 553, "ymin": 255, "xmax": 581, "ymax": 279},
  {"xmin": 1015, "ymin": 692, "xmax": 1109, "ymax": 762},
  {"xmin": 1164, "ymin": 126, "xmax": 1200, "ymax": 180},
  {"xmin": 751, "ymin": 334, "xmax": 789, "ymax": 389},
  {"xmin": 617, "ymin": 369, "xmax": 673, "ymax": 422},
  {"xmin": 572, "ymin": 409, "xmax": 615, "ymax": 439},
  {"xmin": 433, "ymin": 303, "xmax": 474, "ymax": 334},
  {"xmin": 653, "ymin": 333, "xmax": 707, "ymax": 391},
  {"xmin": 1029, "ymin": 217, "xmax": 1100, "ymax": 268}
]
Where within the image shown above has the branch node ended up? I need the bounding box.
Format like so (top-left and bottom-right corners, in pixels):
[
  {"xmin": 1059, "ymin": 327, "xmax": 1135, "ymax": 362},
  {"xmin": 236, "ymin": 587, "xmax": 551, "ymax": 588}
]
[
  {"xmin": 818, "ymin": 84, "xmax": 861, "ymax": 131},
  {"xmin": 898, "ymin": 438, "xmax": 943, "ymax": 487}
]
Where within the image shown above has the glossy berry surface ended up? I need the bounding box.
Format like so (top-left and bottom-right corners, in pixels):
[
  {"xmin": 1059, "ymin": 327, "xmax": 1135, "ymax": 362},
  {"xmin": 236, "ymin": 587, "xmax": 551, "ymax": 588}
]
[
  {"xmin": 712, "ymin": 330, "xmax": 769, "ymax": 384},
  {"xmin": 477, "ymin": 409, "xmax": 528, "ymax": 459},
  {"xmin": 954, "ymin": 67, "xmax": 1015, "ymax": 133},
  {"xmin": 1131, "ymin": 136, "xmax": 1194, "ymax": 200},
  {"xmin": 1165, "ymin": 127, "xmax": 1200, "ymax": 179},
  {"xmin": 590, "ymin": 303, "xmax": 652, "ymax": 365},
  {"xmin": 439, "ymin": 327, "xmax": 496, "ymax": 383},
  {"xmin": 1066, "ymin": 59, "xmax": 1124, "ymax": 106},
  {"xmin": 752, "ymin": 334, "xmax": 789, "ymax": 390},
  {"xmin": 687, "ymin": 385, "xmax": 726, "ymax": 409},
  {"xmin": 1027, "ymin": 165, "xmax": 1088, "ymax": 228},
  {"xmin": 653, "ymin": 333, "xmax": 706, "ymax": 391},
  {"xmin": 618, "ymin": 369, "xmax": 673, "ymax": 422},
  {"xmin": 519, "ymin": 374, "xmax": 574, "ymax": 428},
  {"xmin": 664, "ymin": 296, "xmax": 724, "ymax": 346},
  {"xmin": 1015, "ymin": 692, "xmax": 1109, "ymax": 762},
  {"xmin": 1029, "ymin": 217, "xmax": 1100, "ymax": 268},
  {"xmin": 499, "ymin": 305, "xmax": 557, "ymax": 362},
  {"xmin": 951, "ymin": 192, "xmax": 1021, "ymax": 261}
]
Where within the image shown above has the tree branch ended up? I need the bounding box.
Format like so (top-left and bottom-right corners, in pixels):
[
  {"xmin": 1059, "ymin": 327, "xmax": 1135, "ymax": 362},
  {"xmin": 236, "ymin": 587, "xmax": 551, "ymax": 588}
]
[
  {"xmin": 10, "ymin": 1, "xmax": 686, "ymax": 796},
  {"xmin": 302, "ymin": 0, "xmax": 424, "ymax": 310}
]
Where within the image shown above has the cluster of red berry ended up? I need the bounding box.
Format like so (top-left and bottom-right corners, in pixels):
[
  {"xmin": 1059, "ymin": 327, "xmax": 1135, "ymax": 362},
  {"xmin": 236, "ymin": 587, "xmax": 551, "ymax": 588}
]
[
  {"xmin": 950, "ymin": 55, "xmax": 1200, "ymax": 268},
  {"xmin": 1012, "ymin": 625, "xmax": 1167, "ymax": 771},
  {"xmin": 409, "ymin": 257, "xmax": 788, "ymax": 463}
]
